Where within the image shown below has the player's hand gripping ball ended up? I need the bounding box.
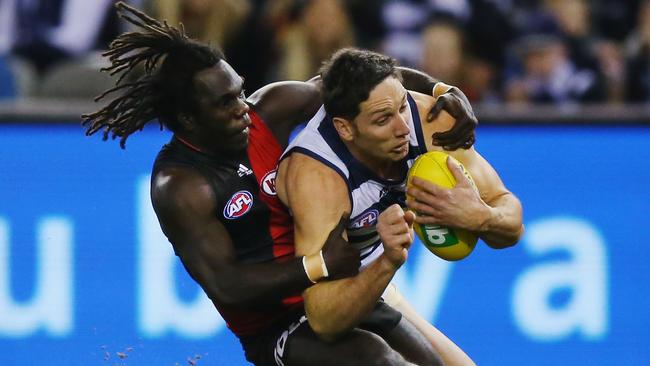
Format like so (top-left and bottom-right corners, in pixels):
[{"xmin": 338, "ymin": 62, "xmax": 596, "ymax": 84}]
[{"xmin": 406, "ymin": 151, "xmax": 478, "ymax": 261}]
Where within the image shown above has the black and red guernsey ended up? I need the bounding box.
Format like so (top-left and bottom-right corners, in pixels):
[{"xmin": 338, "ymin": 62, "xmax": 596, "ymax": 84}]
[{"xmin": 152, "ymin": 110, "xmax": 302, "ymax": 337}]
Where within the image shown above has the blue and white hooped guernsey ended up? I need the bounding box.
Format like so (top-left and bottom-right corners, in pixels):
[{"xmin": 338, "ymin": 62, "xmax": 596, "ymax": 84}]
[{"xmin": 282, "ymin": 93, "xmax": 428, "ymax": 269}]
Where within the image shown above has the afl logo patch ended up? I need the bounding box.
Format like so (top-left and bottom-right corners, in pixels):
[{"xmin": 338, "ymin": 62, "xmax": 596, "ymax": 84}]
[
  {"xmin": 224, "ymin": 191, "xmax": 253, "ymax": 219},
  {"xmin": 351, "ymin": 209, "xmax": 379, "ymax": 229},
  {"xmin": 261, "ymin": 170, "xmax": 277, "ymax": 196}
]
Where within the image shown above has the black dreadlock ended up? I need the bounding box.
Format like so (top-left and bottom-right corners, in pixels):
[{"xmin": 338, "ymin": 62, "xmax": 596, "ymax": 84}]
[{"xmin": 81, "ymin": 1, "xmax": 224, "ymax": 148}]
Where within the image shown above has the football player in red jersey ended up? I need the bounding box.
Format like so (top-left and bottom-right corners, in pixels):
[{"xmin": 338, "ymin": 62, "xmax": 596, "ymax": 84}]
[{"xmin": 83, "ymin": 3, "xmax": 478, "ymax": 365}]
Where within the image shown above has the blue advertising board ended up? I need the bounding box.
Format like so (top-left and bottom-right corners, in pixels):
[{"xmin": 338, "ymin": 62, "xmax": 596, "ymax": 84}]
[{"xmin": 0, "ymin": 123, "xmax": 648, "ymax": 365}]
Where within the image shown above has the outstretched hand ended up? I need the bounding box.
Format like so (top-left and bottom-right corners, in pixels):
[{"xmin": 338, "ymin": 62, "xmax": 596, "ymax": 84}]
[
  {"xmin": 321, "ymin": 215, "xmax": 360, "ymax": 280},
  {"xmin": 428, "ymin": 87, "xmax": 477, "ymax": 150},
  {"xmin": 407, "ymin": 157, "xmax": 489, "ymax": 232}
]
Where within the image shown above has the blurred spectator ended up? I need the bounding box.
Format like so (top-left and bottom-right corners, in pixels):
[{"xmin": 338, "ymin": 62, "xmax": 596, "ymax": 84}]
[
  {"xmin": 544, "ymin": 0, "xmax": 625, "ymax": 104},
  {"xmin": 380, "ymin": 0, "xmax": 510, "ymax": 102},
  {"xmin": 5, "ymin": 0, "xmax": 117, "ymax": 75},
  {"xmin": 0, "ymin": 56, "xmax": 15, "ymax": 99},
  {"xmin": 544, "ymin": 0, "xmax": 600, "ymax": 72},
  {"xmin": 345, "ymin": 0, "xmax": 386, "ymax": 50},
  {"xmin": 420, "ymin": 18, "xmax": 464, "ymax": 86},
  {"xmin": 420, "ymin": 17, "xmax": 499, "ymax": 103},
  {"xmin": 146, "ymin": 0, "xmax": 281, "ymax": 91},
  {"xmin": 227, "ymin": 0, "xmax": 276, "ymax": 92},
  {"xmin": 625, "ymin": 0, "xmax": 650, "ymax": 103},
  {"xmin": 0, "ymin": 0, "xmax": 15, "ymax": 55},
  {"xmin": 505, "ymin": 13, "xmax": 605, "ymax": 104},
  {"xmin": 462, "ymin": 0, "xmax": 515, "ymax": 102},
  {"xmin": 273, "ymin": 0, "xmax": 354, "ymax": 81},
  {"xmin": 593, "ymin": 39, "xmax": 625, "ymax": 103},
  {"xmin": 593, "ymin": 0, "xmax": 640, "ymax": 41},
  {"xmin": 380, "ymin": 0, "xmax": 471, "ymax": 66},
  {"xmin": 465, "ymin": 0, "xmax": 514, "ymax": 72},
  {"xmin": 147, "ymin": 0, "xmax": 251, "ymax": 50},
  {"xmin": 0, "ymin": 0, "xmax": 646, "ymax": 105}
]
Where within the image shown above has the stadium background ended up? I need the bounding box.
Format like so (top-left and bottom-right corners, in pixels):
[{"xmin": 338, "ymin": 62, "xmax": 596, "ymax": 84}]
[{"xmin": 1, "ymin": 0, "xmax": 650, "ymax": 365}]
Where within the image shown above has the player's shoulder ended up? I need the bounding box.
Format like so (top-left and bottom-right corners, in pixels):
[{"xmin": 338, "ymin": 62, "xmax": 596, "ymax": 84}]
[
  {"xmin": 285, "ymin": 152, "xmax": 344, "ymax": 183},
  {"xmin": 280, "ymin": 151, "xmax": 351, "ymax": 221},
  {"xmin": 407, "ymin": 90, "xmax": 437, "ymax": 121},
  {"xmin": 408, "ymin": 90, "xmax": 436, "ymax": 108},
  {"xmin": 151, "ymin": 165, "xmax": 216, "ymax": 214},
  {"xmin": 282, "ymin": 152, "xmax": 348, "ymax": 202}
]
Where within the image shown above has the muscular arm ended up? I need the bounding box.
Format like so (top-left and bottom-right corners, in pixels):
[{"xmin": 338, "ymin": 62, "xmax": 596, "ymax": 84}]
[
  {"xmin": 151, "ymin": 167, "xmax": 312, "ymax": 310},
  {"xmin": 279, "ymin": 153, "xmax": 399, "ymax": 341},
  {"xmin": 398, "ymin": 67, "xmax": 439, "ymax": 94},
  {"xmin": 447, "ymin": 148, "xmax": 524, "ymax": 248},
  {"xmin": 409, "ymin": 92, "xmax": 524, "ymax": 248},
  {"xmin": 247, "ymin": 79, "xmax": 322, "ymax": 147},
  {"xmin": 399, "ymin": 67, "xmax": 478, "ymax": 150}
]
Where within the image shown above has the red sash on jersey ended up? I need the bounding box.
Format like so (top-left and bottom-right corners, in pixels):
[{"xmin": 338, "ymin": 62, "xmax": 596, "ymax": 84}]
[{"xmin": 221, "ymin": 110, "xmax": 303, "ymax": 337}]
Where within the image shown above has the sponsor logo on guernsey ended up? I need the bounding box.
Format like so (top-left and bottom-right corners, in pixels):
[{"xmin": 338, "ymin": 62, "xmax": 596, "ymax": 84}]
[
  {"xmin": 237, "ymin": 164, "xmax": 253, "ymax": 177},
  {"xmin": 261, "ymin": 170, "xmax": 277, "ymax": 196},
  {"xmin": 350, "ymin": 209, "xmax": 379, "ymax": 229},
  {"xmin": 274, "ymin": 315, "xmax": 308, "ymax": 366},
  {"xmin": 223, "ymin": 191, "xmax": 254, "ymax": 219}
]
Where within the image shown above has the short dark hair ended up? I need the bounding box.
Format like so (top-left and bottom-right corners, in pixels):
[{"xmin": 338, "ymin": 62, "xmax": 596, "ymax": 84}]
[
  {"xmin": 319, "ymin": 48, "xmax": 400, "ymax": 120},
  {"xmin": 82, "ymin": 2, "xmax": 224, "ymax": 148}
]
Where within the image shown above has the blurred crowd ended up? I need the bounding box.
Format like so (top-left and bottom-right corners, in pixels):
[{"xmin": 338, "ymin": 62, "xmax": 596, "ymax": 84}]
[{"xmin": 1, "ymin": 0, "xmax": 650, "ymax": 107}]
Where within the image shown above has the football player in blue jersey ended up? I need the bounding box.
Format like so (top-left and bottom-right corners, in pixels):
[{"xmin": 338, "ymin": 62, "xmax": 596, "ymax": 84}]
[{"xmin": 276, "ymin": 48, "xmax": 524, "ymax": 365}]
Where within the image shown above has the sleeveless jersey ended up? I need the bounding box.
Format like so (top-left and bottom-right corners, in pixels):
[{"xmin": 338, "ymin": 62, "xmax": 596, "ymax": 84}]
[
  {"xmin": 152, "ymin": 110, "xmax": 301, "ymax": 337},
  {"xmin": 282, "ymin": 93, "xmax": 428, "ymax": 269}
]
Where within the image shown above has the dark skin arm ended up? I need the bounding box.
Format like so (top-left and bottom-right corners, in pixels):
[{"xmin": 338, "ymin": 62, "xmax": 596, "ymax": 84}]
[
  {"xmin": 398, "ymin": 67, "xmax": 478, "ymax": 150},
  {"xmin": 151, "ymin": 166, "xmax": 358, "ymax": 310},
  {"xmin": 247, "ymin": 79, "xmax": 323, "ymax": 147},
  {"xmin": 248, "ymin": 68, "xmax": 477, "ymax": 150}
]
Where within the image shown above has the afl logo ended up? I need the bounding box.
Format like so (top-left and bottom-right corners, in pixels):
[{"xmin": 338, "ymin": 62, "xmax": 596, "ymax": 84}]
[
  {"xmin": 224, "ymin": 191, "xmax": 253, "ymax": 219},
  {"xmin": 261, "ymin": 170, "xmax": 277, "ymax": 196},
  {"xmin": 351, "ymin": 209, "xmax": 379, "ymax": 229}
]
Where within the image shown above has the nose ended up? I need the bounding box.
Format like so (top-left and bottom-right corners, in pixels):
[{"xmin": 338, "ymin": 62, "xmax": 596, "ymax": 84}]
[
  {"xmin": 394, "ymin": 112, "xmax": 410, "ymax": 137},
  {"xmin": 237, "ymin": 97, "xmax": 250, "ymax": 115}
]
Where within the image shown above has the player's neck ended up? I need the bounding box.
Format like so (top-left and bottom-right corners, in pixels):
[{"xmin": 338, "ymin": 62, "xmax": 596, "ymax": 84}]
[{"xmin": 176, "ymin": 135, "xmax": 205, "ymax": 153}]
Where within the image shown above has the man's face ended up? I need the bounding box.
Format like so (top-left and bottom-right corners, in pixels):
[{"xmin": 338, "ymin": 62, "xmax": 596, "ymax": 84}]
[
  {"xmin": 190, "ymin": 60, "xmax": 251, "ymax": 153},
  {"xmin": 524, "ymin": 43, "xmax": 564, "ymax": 79},
  {"xmin": 347, "ymin": 76, "xmax": 411, "ymax": 163}
]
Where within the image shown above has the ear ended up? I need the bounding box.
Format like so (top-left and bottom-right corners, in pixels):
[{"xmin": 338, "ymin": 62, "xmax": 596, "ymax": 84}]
[
  {"xmin": 178, "ymin": 113, "xmax": 195, "ymax": 131},
  {"xmin": 333, "ymin": 117, "xmax": 355, "ymax": 142}
]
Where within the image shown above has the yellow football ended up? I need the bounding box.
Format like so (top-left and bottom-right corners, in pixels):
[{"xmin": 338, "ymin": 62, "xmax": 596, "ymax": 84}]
[{"xmin": 406, "ymin": 151, "xmax": 478, "ymax": 261}]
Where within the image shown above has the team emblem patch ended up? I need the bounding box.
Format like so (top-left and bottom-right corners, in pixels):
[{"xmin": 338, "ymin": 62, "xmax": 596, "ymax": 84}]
[
  {"xmin": 261, "ymin": 170, "xmax": 277, "ymax": 196},
  {"xmin": 350, "ymin": 209, "xmax": 379, "ymax": 229},
  {"xmin": 224, "ymin": 191, "xmax": 253, "ymax": 219}
]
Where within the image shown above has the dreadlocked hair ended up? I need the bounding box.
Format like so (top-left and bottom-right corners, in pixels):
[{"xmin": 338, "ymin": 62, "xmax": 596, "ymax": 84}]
[{"xmin": 81, "ymin": 1, "xmax": 224, "ymax": 148}]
